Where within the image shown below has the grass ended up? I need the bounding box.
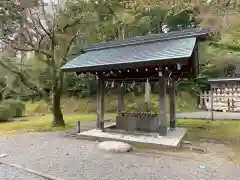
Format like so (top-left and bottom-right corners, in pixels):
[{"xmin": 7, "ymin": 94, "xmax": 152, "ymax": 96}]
[
  {"xmin": 0, "ymin": 113, "xmax": 115, "ymax": 136},
  {"xmin": 24, "ymin": 100, "xmax": 48, "ymax": 116},
  {"xmin": 0, "ymin": 96, "xmax": 239, "ymax": 146},
  {"xmin": 0, "ymin": 112, "xmax": 239, "ymax": 145},
  {"xmin": 135, "ymin": 120, "xmax": 240, "ymax": 152},
  {"xmin": 177, "ymin": 119, "xmax": 240, "ymax": 143}
]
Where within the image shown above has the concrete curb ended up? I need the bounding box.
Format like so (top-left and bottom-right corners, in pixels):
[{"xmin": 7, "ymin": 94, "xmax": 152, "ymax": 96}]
[{"xmin": 0, "ymin": 161, "xmax": 65, "ymax": 180}]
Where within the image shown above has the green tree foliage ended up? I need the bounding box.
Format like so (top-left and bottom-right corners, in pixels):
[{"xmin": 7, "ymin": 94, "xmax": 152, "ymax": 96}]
[{"xmin": 89, "ymin": 0, "xmax": 199, "ymax": 41}]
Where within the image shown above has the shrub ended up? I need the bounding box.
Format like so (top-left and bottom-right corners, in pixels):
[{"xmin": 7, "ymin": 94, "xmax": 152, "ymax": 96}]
[
  {"xmin": 3, "ymin": 99, "xmax": 25, "ymax": 117},
  {"xmin": 0, "ymin": 105, "xmax": 12, "ymax": 121}
]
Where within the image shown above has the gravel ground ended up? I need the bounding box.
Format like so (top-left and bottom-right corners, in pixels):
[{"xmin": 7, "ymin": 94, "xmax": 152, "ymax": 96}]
[
  {"xmin": 0, "ymin": 132, "xmax": 239, "ymax": 180},
  {"xmin": 0, "ymin": 163, "xmax": 47, "ymax": 180}
]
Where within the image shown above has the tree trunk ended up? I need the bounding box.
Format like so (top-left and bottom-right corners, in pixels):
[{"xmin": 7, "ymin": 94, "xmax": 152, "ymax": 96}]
[{"xmin": 51, "ymin": 88, "xmax": 65, "ymax": 127}]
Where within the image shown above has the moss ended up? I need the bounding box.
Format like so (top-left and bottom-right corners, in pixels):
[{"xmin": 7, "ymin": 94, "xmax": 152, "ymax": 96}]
[
  {"xmin": 230, "ymin": 155, "xmax": 240, "ymax": 164},
  {"xmin": 135, "ymin": 145, "xmax": 152, "ymax": 150}
]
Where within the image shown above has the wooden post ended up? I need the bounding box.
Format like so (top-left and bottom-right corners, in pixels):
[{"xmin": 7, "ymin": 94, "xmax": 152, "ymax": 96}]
[
  {"xmin": 169, "ymin": 80, "xmax": 176, "ymax": 130},
  {"xmin": 199, "ymin": 90, "xmax": 203, "ymax": 108},
  {"xmin": 96, "ymin": 77, "xmax": 105, "ymax": 130},
  {"xmin": 100, "ymin": 78, "xmax": 105, "ymax": 130},
  {"xmin": 76, "ymin": 120, "xmax": 80, "ymax": 133},
  {"xmin": 211, "ymin": 88, "xmax": 214, "ymax": 121},
  {"xmin": 117, "ymin": 83, "xmax": 125, "ymax": 114},
  {"xmin": 159, "ymin": 76, "xmax": 167, "ymax": 136},
  {"xmin": 96, "ymin": 77, "xmax": 100, "ymax": 129},
  {"xmin": 204, "ymin": 90, "xmax": 207, "ymax": 109}
]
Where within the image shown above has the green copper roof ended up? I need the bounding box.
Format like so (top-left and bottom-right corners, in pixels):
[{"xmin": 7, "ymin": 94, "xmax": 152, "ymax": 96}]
[
  {"xmin": 61, "ymin": 37, "xmax": 199, "ymax": 72},
  {"xmin": 62, "ymin": 28, "xmax": 212, "ymax": 72},
  {"xmin": 62, "ymin": 37, "xmax": 197, "ymax": 72}
]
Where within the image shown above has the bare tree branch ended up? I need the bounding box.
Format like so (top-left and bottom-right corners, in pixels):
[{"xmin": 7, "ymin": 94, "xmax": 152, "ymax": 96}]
[
  {"xmin": 38, "ymin": 34, "xmax": 45, "ymax": 49},
  {"xmin": 39, "ymin": 0, "xmax": 52, "ymax": 31},
  {"xmin": 63, "ymin": 18, "xmax": 84, "ymax": 31},
  {"xmin": 11, "ymin": 44, "xmax": 34, "ymax": 52},
  {"xmin": 37, "ymin": 15, "xmax": 52, "ymax": 38},
  {"xmin": 10, "ymin": 27, "xmax": 53, "ymax": 59},
  {"xmin": 28, "ymin": 9, "xmax": 44, "ymax": 36},
  {"xmin": 0, "ymin": 58, "xmax": 45, "ymax": 97},
  {"xmin": 11, "ymin": 42, "xmax": 52, "ymax": 58},
  {"xmin": 61, "ymin": 34, "xmax": 78, "ymax": 64}
]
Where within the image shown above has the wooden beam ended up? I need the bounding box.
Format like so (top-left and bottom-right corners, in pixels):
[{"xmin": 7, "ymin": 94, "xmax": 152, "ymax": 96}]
[
  {"xmin": 159, "ymin": 76, "xmax": 167, "ymax": 136},
  {"xmin": 61, "ymin": 58, "xmax": 189, "ymax": 73},
  {"xmin": 169, "ymin": 80, "xmax": 176, "ymax": 129}
]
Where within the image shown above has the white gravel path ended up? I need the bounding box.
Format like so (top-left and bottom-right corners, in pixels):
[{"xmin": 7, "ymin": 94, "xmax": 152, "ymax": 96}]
[
  {"xmin": 0, "ymin": 163, "xmax": 47, "ymax": 180},
  {"xmin": 0, "ymin": 132, "xmax": 239, "ymax": 180}
]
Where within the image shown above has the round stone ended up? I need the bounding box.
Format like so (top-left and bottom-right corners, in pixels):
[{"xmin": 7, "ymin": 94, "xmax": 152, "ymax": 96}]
[{"xmin": 98, "ymin": 141, "xmax": 133, "ymax": 153}]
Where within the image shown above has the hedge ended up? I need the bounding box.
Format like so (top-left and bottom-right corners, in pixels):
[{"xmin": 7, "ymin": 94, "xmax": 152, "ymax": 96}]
[
  {"xmin": 3, "ymin": 99, "xmax": 25, "ymax": 117},
  {"xmin": 0, "ymin": 100, "xmax": 25, "ymax": 121},
  {"xmin": 0, "ymin": 104, "xmax": 12, "ymax": 122}
]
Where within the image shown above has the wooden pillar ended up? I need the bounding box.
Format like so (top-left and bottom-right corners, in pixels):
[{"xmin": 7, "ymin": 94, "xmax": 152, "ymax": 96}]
[
  {"xmin": 204, "ymin": 90, "xmax": 207, "ymax": 109},
  {"xmin": 211, "ymin": 87, "xmax": 214, "ymax": 121},
  {"xmin": 169, "ymin": 80, "xmax": 176, "ymax": 130},
  {"xmin": 199, "ymin": 90, "xmax": 203, "ymax": 108},
  {"xmin": 96, "ymin": 77, "xmax": 105, "ymax": 130},
  {"xmin": 159, "ymin": 76, "xmax": 167, "ymax": 136},
  {"xmin": 117, "ymin": 83, "xmax": 125, "ymax": 114},
  {"xmin": 96, "ymin": 78, "xmax": 100, "ymax": 129}
]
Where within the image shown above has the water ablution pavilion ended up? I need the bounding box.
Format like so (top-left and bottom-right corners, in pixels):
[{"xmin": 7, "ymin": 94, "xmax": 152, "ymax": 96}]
[{"xmin": 61, "ymin": 28, "xmax": 212, "ymax": 148}]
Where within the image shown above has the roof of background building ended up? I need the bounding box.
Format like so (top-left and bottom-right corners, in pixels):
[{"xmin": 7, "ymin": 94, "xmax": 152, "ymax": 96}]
[{"xmin": 208, "ymin": 77, "xmax": 240, "ymax": 83}]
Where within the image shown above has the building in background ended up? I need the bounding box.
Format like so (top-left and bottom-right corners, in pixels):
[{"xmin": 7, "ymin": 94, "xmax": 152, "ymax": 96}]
[{"xmin": 200, "ymin": 64, "xmax": 240, "ymax": 112}]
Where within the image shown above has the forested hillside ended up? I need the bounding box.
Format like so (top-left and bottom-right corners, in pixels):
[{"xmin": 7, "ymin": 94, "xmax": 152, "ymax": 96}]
[{"xmin": 0, "ymin": 0, "xmax": 240, "ymax": 126}]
